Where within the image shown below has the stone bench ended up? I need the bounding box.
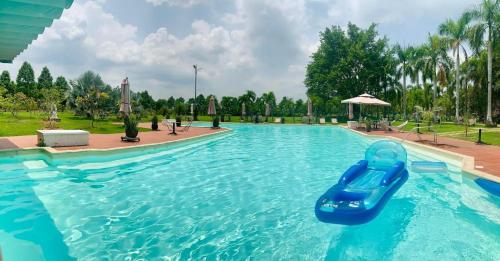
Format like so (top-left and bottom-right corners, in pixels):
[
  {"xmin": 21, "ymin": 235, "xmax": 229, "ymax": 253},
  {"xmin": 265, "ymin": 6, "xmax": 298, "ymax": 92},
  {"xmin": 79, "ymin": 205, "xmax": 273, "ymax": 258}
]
[{"xmin": 37, "ymin": 130, "xmax": 89, "ymax": 147}]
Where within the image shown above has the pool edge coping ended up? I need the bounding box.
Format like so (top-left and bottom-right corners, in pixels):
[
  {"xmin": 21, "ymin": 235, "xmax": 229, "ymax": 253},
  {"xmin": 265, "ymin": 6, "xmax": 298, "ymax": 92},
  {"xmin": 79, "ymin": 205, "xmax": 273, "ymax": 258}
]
[
  {"xmin": 341, "ymin": 126, "xmax": 500, "ymax": 183},
  {"xmin": 0, "ymin": 127, "xmax": 232, "ymax": 156}
]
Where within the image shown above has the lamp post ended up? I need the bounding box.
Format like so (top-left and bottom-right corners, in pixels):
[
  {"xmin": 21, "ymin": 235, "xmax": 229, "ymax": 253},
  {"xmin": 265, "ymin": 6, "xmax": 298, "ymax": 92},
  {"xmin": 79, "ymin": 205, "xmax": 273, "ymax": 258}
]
[{"xmin": 193, "ymin": 64, "xmax": 201, "ymax": 121}]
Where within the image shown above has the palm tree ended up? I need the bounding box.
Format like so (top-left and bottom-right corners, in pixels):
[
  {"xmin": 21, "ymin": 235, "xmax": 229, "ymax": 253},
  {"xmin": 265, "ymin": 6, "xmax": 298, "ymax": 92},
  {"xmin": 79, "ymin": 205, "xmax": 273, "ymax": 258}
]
[
  {"xmin": 467, "ymin": 0, "xmax": 499, "ymax": 124},
  {"xmin": 439, "ymin": 13, "xmax": 472, "ymax": 123},
  {"xmin": 395, "ymin": 45, "xmax": 413, "ymax": 120},
  {"xmin": 408, "ymin": 45, "xmax": 426, "ymax": 89},
  {"xmin": 422, "ymin": 34, "xmax": 449, "ymax": 114}
]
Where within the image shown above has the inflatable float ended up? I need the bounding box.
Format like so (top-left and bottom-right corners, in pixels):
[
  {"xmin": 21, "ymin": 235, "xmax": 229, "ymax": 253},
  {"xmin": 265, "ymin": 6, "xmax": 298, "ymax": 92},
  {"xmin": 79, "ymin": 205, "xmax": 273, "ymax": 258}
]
[
  {"xmin": 475, "ymin": 178, "xmax": 500, "ymax": 197},
  {"xmin": 315, "ymin": 140, "xmax": 409, "ymax": 225}
]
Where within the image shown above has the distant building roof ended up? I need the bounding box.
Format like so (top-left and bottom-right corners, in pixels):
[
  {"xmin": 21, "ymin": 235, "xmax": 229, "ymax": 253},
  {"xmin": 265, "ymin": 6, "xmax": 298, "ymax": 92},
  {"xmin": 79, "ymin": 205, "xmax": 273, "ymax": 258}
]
[{"xmin": 0, "ymin": 0, "xmax": 74, "ymax": 63}]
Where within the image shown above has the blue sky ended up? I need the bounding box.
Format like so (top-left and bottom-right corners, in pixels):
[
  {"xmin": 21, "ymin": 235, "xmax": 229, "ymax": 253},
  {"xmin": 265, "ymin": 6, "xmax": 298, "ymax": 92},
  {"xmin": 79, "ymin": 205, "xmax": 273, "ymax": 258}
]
[{"xmin": 0, "ymin": 0, "xmax": 481, "ymax": 99}]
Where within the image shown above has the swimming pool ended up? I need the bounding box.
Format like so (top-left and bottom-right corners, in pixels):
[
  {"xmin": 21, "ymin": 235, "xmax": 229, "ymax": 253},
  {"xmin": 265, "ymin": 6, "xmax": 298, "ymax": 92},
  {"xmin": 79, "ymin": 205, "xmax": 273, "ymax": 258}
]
[{"xmin": 0, "ymin": 124, "xmax": 498, "ymax": 260}]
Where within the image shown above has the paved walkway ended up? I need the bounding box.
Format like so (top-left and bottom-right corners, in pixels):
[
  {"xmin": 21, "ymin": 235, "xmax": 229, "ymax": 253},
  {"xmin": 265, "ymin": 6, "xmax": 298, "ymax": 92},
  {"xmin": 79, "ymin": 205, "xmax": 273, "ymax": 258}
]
[
  {"xmin": 361, "ymin": 129, "xmax": 500, "ymax": 177},
  {"xmin": 0, "ymin": 123, "xmax": 225, "ymax": 151}
]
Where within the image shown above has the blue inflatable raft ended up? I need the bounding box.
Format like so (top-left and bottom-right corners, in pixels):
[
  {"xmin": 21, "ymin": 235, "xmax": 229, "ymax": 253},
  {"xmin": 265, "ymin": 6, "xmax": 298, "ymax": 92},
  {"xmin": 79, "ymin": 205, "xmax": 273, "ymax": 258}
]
[
  {"xmin": 315, "ymin": 140, "xmax": 409, "ymax": 225},
  {"xmin": 475, "ymin": 178, "xmax": 500, "ymax": 197}
]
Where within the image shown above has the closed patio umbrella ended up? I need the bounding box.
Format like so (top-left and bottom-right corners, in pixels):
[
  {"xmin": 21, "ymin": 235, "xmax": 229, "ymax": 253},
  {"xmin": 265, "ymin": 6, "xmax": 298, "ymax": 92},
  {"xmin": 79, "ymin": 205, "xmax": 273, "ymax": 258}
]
[
  {"xmin": 307, "ymin": 99, "xmax": 313, "ymax": 116},
  {"xmin": 190, "ymin": 103, "xmax": 194, "ymax": 115},
  {"xmin": 242, "ymin": 103, "xmax": 246, "ymax": 116},
  {"xmin": 207, "ymin": 96, "xmax": 216, "ymax": 116},
  {"xmin": 265, "ymin": 103, "xmax": 270, "ymax": 117},
  {"xmin": 348, "ymin": 103, "xmax": 354, "ymax": 120},
  {"xmin": 119, "ymin": 77, "xmax": 132, "ymax": 115}
]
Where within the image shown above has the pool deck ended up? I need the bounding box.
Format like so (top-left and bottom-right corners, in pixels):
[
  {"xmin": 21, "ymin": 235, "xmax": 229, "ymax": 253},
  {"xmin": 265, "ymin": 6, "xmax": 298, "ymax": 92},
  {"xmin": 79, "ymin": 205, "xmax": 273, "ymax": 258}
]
[
  {"xmin": 351, "ymin": 128, "xmax": 500, "ymax": 179},
  {"xmin": 0, "ymin": 123, "xmax": 226, "ymax": 152}
]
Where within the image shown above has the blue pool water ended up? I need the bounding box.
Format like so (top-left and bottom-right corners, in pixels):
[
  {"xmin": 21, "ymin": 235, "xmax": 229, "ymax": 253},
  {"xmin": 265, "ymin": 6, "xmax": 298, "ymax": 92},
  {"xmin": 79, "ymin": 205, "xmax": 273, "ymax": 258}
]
[{"xmin": 0, "ymin": 124, "xmax": 499, "ymax": 260}]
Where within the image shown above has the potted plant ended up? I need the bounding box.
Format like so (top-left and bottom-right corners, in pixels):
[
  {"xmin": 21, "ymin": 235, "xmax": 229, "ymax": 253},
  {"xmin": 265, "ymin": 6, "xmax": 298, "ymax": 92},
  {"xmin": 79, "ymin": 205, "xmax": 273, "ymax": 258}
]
[
  {"xmin": 365, "ymin": 118, "xmax": 373, "ymax": 132},
  {"xmin": 213, "ymin": 116, "xmax": 220, "ymax": 128},
  {"xmin": 176, "ymin": 116, "xmax": 182, "ymax": 127},
  {"xmin": 124, "ymin": 115, "xmax": 139, "ymax": 138},
  {"xmin": 151, "ymin": 115, "xmax": 158, "ymax": 131}
]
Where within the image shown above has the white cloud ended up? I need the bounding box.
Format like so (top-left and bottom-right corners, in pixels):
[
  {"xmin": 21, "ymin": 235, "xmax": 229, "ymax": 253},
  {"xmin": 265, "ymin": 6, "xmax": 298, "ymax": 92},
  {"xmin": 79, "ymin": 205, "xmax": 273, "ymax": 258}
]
[
  {"xmin": 145, "ymin": 0, "xmax": 201, "ymax": 8},
  {"xmin": 3, "ymin": 0, "xmax": 481, "ymax": 100}
]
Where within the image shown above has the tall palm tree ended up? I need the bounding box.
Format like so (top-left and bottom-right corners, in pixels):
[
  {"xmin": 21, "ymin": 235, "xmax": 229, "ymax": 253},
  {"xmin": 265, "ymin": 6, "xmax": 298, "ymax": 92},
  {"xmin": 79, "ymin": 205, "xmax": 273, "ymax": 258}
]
[
  {"xmin": 439, "ymin": 13, "xmax": 472, "ymax": 123},
  {"xmin": 395, "ymin": 45, "xmax": 413, "ymax": 119},
  {"xmin": 408, "ymin": 46, "xmax": 425, "ymax": 89},
  {"xmin": 467, "ymin": 0, "xmax": 499, "ymax": 124},
  {"xmin": 422, "ymin": 34, "xmax": 449, "ymax": 114}
]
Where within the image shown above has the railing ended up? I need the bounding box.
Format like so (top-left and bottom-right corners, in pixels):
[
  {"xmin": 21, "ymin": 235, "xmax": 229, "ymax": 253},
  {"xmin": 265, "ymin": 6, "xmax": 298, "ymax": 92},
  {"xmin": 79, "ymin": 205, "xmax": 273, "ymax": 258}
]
[{"xmin": 402, "ymin": 125, "xmax": 438, "ymax": 144}]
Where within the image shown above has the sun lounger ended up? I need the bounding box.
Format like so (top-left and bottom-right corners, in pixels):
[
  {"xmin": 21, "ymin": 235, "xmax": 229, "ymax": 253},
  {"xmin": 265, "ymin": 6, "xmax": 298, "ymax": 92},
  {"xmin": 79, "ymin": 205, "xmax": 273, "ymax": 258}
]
[
  {"xmin": 161, "ymin": 119, "xmax": 176, "ymax": 131},
  {"xmin": 382, "ymin": 120, "xmax": 408, "ymax": 132},
  {"xmin": 179, "ymin": 120, "xmax": 193, "ymax": 132},
  {"xmin": 319, "ymin": 118, "xmax": 326, "ymax": 124},
  {"xmin": 347, "ymin": 121, "xmax": 358, "ymax": 129},
  {"xmin": 37, "ymin": 130, "xmax": 89, "ymax": 147},
  {"xmin": 331, "ymin": 118, "xmax": 338, "ymax": 124}
]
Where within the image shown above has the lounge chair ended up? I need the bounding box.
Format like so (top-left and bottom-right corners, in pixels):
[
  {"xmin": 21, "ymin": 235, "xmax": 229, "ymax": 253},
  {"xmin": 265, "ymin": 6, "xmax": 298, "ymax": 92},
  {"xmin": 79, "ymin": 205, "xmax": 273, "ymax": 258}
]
[
  {"xmin": 319, "ymin": 118, "xmax": 326, "ymax": 124},
  {"xmin": 331, "ymin": 118, "xmax": 338, "ymax": 124},
  {"xmin": 347, "ymin": 121, "xmax": 358, "ymax": 129},
  {"xmin": 383, "ymin": 120, "xmax": 408, "ymax": 132},
  {"xmin": 274, "ymin": 117, "xmax": 281, "ymax": 123},
  {"xmin": 179, "ymin": 119, "xmax": 193, "ymax": 132},
  {"xmin": 161, "ymin": 119, "xmax": 175, "ymax": 131}
]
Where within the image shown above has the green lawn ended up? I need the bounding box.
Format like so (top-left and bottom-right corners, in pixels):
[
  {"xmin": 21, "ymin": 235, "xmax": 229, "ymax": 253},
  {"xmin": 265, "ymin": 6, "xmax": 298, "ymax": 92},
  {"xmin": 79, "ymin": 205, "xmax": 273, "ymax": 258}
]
[
  {"xmin": 0, "ymin": 111, "xmax": 150, "ymax": 136},
  {"xmin": 392, "ymin": 120, "xmax": 500, "ymax": 146}
]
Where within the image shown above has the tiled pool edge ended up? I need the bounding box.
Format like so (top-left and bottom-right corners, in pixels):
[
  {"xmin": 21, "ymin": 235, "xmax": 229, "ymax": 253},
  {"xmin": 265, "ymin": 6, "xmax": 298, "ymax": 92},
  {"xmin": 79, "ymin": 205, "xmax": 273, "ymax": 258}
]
[
  {"xmin": 342, "ymin": 126, "xmax": 500, "ymax": 183},
  {"xmin": 0, "ymin": 128, "xmax": 232, "ymax": 158}
]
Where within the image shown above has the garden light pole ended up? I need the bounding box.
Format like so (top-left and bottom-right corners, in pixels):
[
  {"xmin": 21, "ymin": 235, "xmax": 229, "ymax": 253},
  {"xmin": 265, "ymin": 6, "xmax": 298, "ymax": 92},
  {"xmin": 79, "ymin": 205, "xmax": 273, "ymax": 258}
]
[{"xmin": 193, "ymin": 64, "xmax": 201, "ymax": 121}]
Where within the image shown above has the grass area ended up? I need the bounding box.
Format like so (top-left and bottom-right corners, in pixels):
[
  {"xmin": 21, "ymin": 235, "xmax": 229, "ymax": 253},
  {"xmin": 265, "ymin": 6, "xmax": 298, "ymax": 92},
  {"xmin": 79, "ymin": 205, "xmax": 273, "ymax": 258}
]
[
  {"xmin": 393, "ymin": 120, "xmax": 500, "ymax": 146},
  {"xmin": 0, "ymin": 111, "xmax": 150, "ymax": 136}
]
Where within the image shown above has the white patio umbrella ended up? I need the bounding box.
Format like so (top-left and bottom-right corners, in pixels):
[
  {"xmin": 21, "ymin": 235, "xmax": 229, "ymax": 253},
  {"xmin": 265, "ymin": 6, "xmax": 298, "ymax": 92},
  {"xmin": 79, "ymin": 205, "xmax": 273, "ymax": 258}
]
[
  {"xmin": 341, "ymin": 93, "xmax": 390, "ymax": 106},
  {"xmin": 207, "ymin": 96, "xmax": 216, "ymax": 116},
  {"xmin": 119, "ymin": 77, "xmax": 132, "ymax": 115},
  {"xmin": 341, "ymin": 93, "xmax": 390, "ymax": 121},
  {"xmin": 265, "ymin": 103, "xmax": 270, "ymax": 117}
]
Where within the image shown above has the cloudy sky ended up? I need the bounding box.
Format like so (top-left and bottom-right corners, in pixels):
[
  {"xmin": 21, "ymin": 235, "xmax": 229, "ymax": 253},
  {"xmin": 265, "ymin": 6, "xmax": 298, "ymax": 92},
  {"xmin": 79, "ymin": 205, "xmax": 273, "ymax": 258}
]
[{"xmin": 0, "ymin": 0, "xmax": 481, "ymax": 100}]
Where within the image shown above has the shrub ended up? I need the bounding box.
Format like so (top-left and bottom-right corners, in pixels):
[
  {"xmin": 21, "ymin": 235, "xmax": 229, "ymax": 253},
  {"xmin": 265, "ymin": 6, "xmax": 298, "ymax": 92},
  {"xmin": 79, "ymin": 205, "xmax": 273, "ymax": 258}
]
[
  {"xmin": 151, "ymin": 115, "xmax": 158, "ymax": 131},
  {"xmin": 124, "ymin": 115, "xmax": 139, "ymax": 138},
  {"xmin": 213, "ymin": 116, "xmax": 220, "ymax": 128}
]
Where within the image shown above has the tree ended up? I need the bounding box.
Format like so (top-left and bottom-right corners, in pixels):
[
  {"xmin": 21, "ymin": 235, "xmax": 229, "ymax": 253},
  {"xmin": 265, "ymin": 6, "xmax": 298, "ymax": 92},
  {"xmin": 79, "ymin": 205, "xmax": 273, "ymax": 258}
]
[
  {"xmin": 421, "ymin": 34, "xmax": 450, "ymax": 113},
  {"xmin": 37, "ymin": 66, "xmax": 53, "ymax": 90},
  {"xmin": 305, "ymin": 23, "xmax": 394, "ymax": 117},
  {"xmin": 16, "ymin": 61, "xmax": 36, "ymax": 98},
  {"xmin": 40, "ymin": 88, "xmax": 61, "ymax": 119},
  {"xmin": 395, "ymin": 45, "xmax": 413, "ymax": 119},
  {"xmin": 238, "ymin": 90, "xmax": 256, "ymax": 115},
  {"xmin": 439, "ymin": 12, "xmax": 471, "ymax": 122},
  {"xmin": 54, "ymin": 76, "xmax": 70, "ymax": 108},
  {"xmin": 0, "ymin": 70, "xmax": 14, "ymax": 94},
  {"xmin": 467, "ymin": 0, "xmax": 499, "ymax": 124},
  {"xmin": 138, "ymin": 91, "xmax": 155, "ymax": 111},
  {"xmin": 75, "ymin": 86, "xmax": 109, "ymax": 127}
]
